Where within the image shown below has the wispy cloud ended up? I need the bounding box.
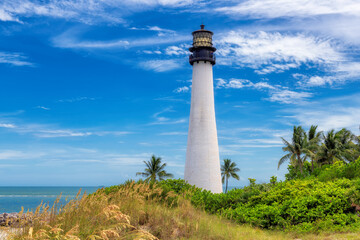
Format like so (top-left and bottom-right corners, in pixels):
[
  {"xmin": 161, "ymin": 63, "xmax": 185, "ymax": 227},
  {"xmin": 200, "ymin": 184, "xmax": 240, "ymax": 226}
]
[
  {"xmin": 139, "ymin": 59, "xmax": 181, "ymax": 72},
  {"xmin": 174, "ymin": 86, "xmax": 190, "ymax": 93},
  {"xmin": 216, "ymin": 78, "xmax": 275, "ymax": 90},
  {"xmin": 150, "ymin": 118, "xmax": 187, "ymax": 125},
  {"xmin": 34, "ymin": 129, "xmax": 132, "ymax": 138},
  {"xmin": 0, "ymin": 150, "xmax": 45, "ymax": 160},
  {"xmin": 215, "ymin": 31, "xmax": 343, "ymax": 74},
  {"xmin": 216, "ymin": 78, "xmax": 312, "ymax": 104},
  {"xmin": 0, "ymin": 147, "xmax": 153, "ymax": 168},
  {"xmin": 152, "ymin": 107, "xmax": 172, "ymax": 123},
  {"xmin": 130, "ymin": 25, "xmax": 176, "ymax": 37},
  {"xmin": 284, "ymin": 94, "xmax": 360, "ymax": 132},
  {"xmin": 57, "ymin": 97, "xmax": 96, "ymax": 103},
  {"xmin": 159, "ymin": 131, "xmax": 187, "ymax": 136},
  {"xmin": 0, "ymin": 0, "xmax": 199, "ymax": 25},
  {"xmin": 268, "ymin": 90, "xmax": 313, "ymax": 104},
  {"xmin": 0, "ymin": 123, "xmax": 16, "ymax": 128},
  {"xmin": 165, "ymin": 45, "xmax": 189, "ymax": 56},
  {"xmin": 0, "ymin": 51, "xmax": 33, "ymax": 66},
  {"xmin": 35, "ymin": 106, "xmax": 50, "ymax": 110},
  {"xmin": 295, "ymin": 62, "xmax": 360, "ymax": 87},
  {"xmin": 53, "ymin": 29, "xmax": 190, "ymax": 49},
  {"xmin": 0, "ymin": 120, "xmax": 132, "ymax": 138},
  {"xmin": 149, "ymin": 107, "xmax": 187, "ymax": 125},
  {"xmin": 216, "ymin": 0, "xmax": 360, "ymax": 19}
]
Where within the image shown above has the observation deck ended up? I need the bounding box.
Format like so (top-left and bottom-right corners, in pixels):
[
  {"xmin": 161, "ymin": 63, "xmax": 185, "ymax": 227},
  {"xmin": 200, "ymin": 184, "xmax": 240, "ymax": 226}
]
[{"xmin": 189, "ymin": 24, "xmax": 216, "ymax": 65}]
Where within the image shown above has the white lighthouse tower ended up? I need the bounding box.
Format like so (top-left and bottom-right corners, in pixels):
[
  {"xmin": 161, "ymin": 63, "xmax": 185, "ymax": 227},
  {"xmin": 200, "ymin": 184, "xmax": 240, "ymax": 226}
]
[{"xmin": 184, "ymin": 25, "xmax": 222, "ymax": 193}]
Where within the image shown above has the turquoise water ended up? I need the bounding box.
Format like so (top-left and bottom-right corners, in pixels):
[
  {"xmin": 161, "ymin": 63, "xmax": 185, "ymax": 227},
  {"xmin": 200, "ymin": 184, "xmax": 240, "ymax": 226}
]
[
  {"xmin": 0, "ymin": 187, "xmax": 99, "ymax": 213},
  {"xmin": 0, "ymin": 186, "xmax": 242, "ymax": 213}
]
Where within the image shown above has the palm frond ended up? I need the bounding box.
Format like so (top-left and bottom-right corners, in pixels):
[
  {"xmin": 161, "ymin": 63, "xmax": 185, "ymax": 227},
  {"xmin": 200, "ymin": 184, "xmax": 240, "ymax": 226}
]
[{"xmin": 278, "ymin": 153, "xmax": 291, "ymax": 169}]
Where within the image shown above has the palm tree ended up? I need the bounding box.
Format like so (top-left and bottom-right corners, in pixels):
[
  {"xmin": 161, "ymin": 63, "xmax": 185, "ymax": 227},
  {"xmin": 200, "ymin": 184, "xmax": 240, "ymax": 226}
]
[
  {"xmin": 317, "ymin": 129, "xmax": 357, "ymax": 165},
  {"xmin": 136, "ymin": 155, "xmax": 173, "ymax": 182},
  {"xmin": 221, "ymin": 159, "xmax": 240, "ymax": 193},
  {"xmin": 337, "ymin": 128, "xmax": 358, "ymax": 163},
  {"xmin": 278, "ymin": 126, "xmax": 307, "ymax": 174},
  {"xmin": 317, "ymin": 130, "xmax": 342, "ymax": 165},
  {"xmin": 304, "ymin": 125, "xmax": 322, "ymax": 172}
]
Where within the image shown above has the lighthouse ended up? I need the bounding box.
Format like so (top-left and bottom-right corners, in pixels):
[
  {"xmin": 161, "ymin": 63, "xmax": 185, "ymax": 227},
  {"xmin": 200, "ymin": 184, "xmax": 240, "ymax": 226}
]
[{"xmin": 184, "ymin": 25, "xmax": 222, "ymax": 193}]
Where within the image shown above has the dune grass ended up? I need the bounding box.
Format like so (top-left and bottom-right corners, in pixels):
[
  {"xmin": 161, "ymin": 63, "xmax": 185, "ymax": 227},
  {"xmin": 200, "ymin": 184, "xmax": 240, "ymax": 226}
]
[{"xmin": 8, "ymin": 182, "xmax": 360, "ymax": 239}]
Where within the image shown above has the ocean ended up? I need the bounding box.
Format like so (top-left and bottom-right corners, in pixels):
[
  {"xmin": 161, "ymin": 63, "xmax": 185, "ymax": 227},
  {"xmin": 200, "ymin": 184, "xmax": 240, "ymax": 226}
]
[
  {"xmin": 0, "ymin": 186, "xmax": 243, "ymax": 214},
  {"xmin": 0, "ymin": 187, "xmax": 99, "ymax": 213}
]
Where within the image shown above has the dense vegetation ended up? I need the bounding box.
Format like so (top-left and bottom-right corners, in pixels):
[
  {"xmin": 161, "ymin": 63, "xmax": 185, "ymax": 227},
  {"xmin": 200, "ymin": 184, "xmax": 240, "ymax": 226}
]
[
  {"xmin": 10, "ymin": 177, "xmax": 360, "ymax": 239},
  {"xmin": 279, "ymin": 126, "xmax": 360, "ymax": 177},
  {"xmin": 8, "ymin": 125, "xmax": 360, "ymax": 239},
  {"xmin": 157, "ymin": 173, "xmax": 360, "ymax": 233},
  {"xmin": 6, "ymin": 181, "xmax": 324, "ymax": 240}
]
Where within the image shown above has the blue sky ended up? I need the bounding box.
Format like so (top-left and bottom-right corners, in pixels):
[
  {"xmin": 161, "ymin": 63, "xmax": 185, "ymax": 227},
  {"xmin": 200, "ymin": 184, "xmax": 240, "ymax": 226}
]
[{"xmin": 0, "ymin": 0, "xmax": 359, "ymax": 186}]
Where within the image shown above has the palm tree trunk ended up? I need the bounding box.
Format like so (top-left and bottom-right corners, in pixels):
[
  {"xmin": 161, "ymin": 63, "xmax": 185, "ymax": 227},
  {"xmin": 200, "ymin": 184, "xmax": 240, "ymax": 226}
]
[
  {"xmin": 311, "ymin": 158, "xmax": 314, "ymax": 173},
  {"xmin": 225, "ymin": 177, "xmax": 228, "ymax": 193},
  {"xmin": 298, "ymin": 153, "xmax": 303, "ymax": 174}
]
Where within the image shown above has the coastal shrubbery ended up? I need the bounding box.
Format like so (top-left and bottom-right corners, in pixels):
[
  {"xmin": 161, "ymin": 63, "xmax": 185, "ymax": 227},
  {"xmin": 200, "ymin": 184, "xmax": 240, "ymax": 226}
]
[
  {"xmin": 9, "ymin": 125, "xmax": 360, "ymax": 238},
  {"xmin": 156, "ymin": 176, "xmax": 360, "ymax": 233},
  {"xmin": 222, "ymin": 178, "xmax": 360, "ymax": 232},
  {"xmin": 8, "ymin": 177, "xmax": 360, "ymax": 239},
  {"xmin": 279, "ymin": 126, "xmax": 360, "ymax": 179},
  {"xmin": 10, "ymin": 181, "xmax": 299, "ymax": 240}
]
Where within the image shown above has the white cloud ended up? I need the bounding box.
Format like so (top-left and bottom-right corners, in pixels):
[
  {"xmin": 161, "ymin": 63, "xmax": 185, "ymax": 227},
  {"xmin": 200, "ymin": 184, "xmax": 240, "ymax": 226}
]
[
  {"xmin": 159, "ymin": 131, "xmax": 187, "ymax": 135},
  {"xmin": 0, "ymin": 8, "xmax": 17, "ymax": 21},
  {"xmin": 216, "ymin": 31, "xmax": 343, "ymax": 74},
  {"xmin": 53, "ymin": 29, "xmax": 190, "ymax": 49},
  {"xmin": 0, "ymin": 147, "xmax": 154, "ymax": 169},
  {"xmin": 252, "ymin": 82, "xmax": 276, "ymax": 90},
  {"xmin": 174, "ymin": 86, "xmax": 190, "ymax": 93},
  {"xmin": 216, "ymin": 78, "xmax": 250, "ymax": 89},
  {"xmin": 0, "ymin": 123, "xmax": 16, "ymax": 128},
  {"xmin": 131, "ymin": 26, "xmax": 176, "ymax": 36},
  {"xmin": 33, "ymin": 129, "xmax": 93, "ymax": 138},
  {"xmin": 0, "ymin": 51, "xmax": 33, "ymax": 66},
  {"xmin": 0, "ymin": 0, "xmax": 199, "ymax": 24},
  {"xmin": 0, "ymin": 150, "xmax": 45, "ymax": 160},
  {"xmin": 296, "ymin": 62, "xmax": 360, "ymax": 87},
  {"xmin": 216, "ymin": 78, "xmax": 312, "ymax": 104},
  {"xmin": 150, "ymin": 118, "xmax": 186, "ymax": 125},
  {"xmin": 268, "ymin": 89, "xmax": 312, "ymax": 104},
  {"xmin": 216, "ymin": 78, "xmax": 275, "ymax": 90},
  {"xmin": 302, "ymin": 76, "xmax": 333, "ymax": 87},
  {"xmin": 150, "ymin": 107, "xmax": 186, "ymax": 125},
  {"xmin": 165, "ymin": 46, "xmax": 188, "ymax": 56},
  {"xmin": 57, "ymin": 96, "xmax": 96, "ymax": 103},
  {"xmin": 216, "ymin": 0, "xmax": 360, "ymax": 19},
  {"xmin": 143, "ymin": 50, "xmax": 162, "ymax": 54},
  {"xmin": 0, "ymin": 120, "xmax": 132, "ymax": 138},
  {"xmin": 286, "ymin": 94, "xmax": 360, "ymax": 132},
  {"xmin": 34, "ymin": 129, "xmax": 131, "ymax": 138},
  {"xmin": 35, "ymin": 106, "xmax": 50, "ymax": 110},
  {"xmin": 147, "ymin": 26, "xmax": 171, "ymax": 32},
  {"xmin": 139, "ymin": 59, "xmax": 180, "ymax": 72},
  {"xmin": 254, "ymin": 63, "xmax": 299, "ymax": 75}
]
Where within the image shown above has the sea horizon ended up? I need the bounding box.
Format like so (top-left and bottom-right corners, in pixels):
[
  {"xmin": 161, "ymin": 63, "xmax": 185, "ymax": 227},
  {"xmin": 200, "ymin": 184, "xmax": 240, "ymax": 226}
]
[
  {"xmin": 0, "ymin": 185, "xmax": 242, "ymax": 213},
  {"xmin": 0, "ymin": 186, "xmax": 99, "ymax": 213}
]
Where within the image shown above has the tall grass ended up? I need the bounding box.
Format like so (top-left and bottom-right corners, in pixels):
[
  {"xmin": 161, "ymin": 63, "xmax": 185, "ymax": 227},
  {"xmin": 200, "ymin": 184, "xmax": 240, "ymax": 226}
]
[{"xmin": 8, "ymin": 181, "xmax": 360, "ymax": 240}]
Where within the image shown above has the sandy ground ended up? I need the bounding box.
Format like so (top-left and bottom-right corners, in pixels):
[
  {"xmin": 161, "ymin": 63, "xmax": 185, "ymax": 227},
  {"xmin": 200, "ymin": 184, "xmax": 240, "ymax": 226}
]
[
  {"xmin": 0, "ymin": 228, "xmax": 22, "ymax": 239},
  {"xmin": 0, "ymin": 228, "xmax": 10, "ymax": 239}
]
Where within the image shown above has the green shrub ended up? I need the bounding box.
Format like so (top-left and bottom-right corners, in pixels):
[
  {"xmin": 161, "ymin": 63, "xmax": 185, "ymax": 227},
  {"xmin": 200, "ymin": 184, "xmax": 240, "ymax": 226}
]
[
  {"xmin": 318, "ymin": 157, "xmax": 360, "ymax": 181},
  {"xmin": 285, "ymin": 161, "xmax": 312, "ymax": 180},
  {"xmin": 222, "ymin": 179, "xmax": 360, "ymax": 232},
  {"xmin": 99, "ymin": 176, "xmax": 360, "ymax": 233}
]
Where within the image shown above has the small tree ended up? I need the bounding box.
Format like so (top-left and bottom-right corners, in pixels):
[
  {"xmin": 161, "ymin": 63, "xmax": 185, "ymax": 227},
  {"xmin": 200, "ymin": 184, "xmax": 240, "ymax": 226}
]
[
  {"xmin": 278, "ymin": 126, "xmax": 307, "ymax": 174},
  {"xmin": 221, "ymin": 159, "xmax": 240, "ymax": 193},
  {"xmin": 136, "ymin": 155, "xmax": 173, "ymax": 182}
]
